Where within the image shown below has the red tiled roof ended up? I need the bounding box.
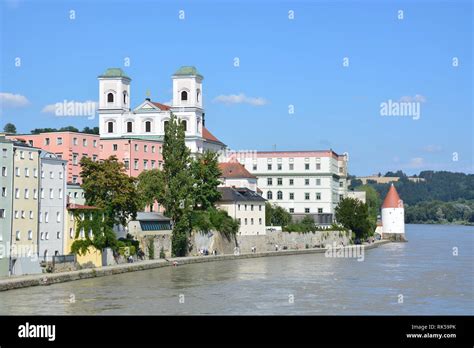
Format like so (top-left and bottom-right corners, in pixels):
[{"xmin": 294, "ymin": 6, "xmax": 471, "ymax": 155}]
[
  {"xmin": 382, "ymin": 184, "xmax": 403, "ymax": 208},
  {"xmin": 218, "ymin": 162, "xmax": 256, "ymax": 179},
  {"xmin": 202, "ymin": 127, "xmax": 223, "ymax": 144},
  {"xmin": 151, "ymin": 102, "xmax": 171, "ymax": 111}
]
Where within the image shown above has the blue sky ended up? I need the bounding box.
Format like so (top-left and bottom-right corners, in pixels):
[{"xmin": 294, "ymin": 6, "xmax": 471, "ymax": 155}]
[{"xmin": 0, "ymin": 0, "xmax": 472, "ymax": 176}]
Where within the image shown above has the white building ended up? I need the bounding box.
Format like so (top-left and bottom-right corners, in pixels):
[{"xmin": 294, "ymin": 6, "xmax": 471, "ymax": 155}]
[
  {"xmin": 381, "ymin": 183, "xmax": 406, "ymax": 241},
  {"xmin": 218, "ymin": 162, "xmax": 258, "ymax": 193},
  {"xmin": 240, "ymin": 150, "xmax": 348, "ymax": 224},
  {"xmin": 98, "ymin": 66, "xmax": 226, "ymax": 154},
  {"xmin": 38, "ymin": 152, "xmax": 67, "ymax": 261},
  {"xmin": 217, "ymin": 187, "xmax": 266, "ymax": 236}
]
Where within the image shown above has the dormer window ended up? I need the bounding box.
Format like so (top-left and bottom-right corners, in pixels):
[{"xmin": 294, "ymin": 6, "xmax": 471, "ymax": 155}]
[
  {"xmin": 107, "ymin": 93, "xmax": 114, "ymax": 103},
  {"xmin": 181, "ymin": 91, "xmax": 188, "ymax": 101}
]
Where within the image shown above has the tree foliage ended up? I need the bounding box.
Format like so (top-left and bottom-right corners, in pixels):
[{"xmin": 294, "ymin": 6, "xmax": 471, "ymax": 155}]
[
  {"xmin": 265, "ymin": 202, "xmax": 292, "ymax": 227},
  {"xmin": 335, "ymin": 197, "xmax": 373, "ymax": 240},
  {"xmin": 80, "ymin": 155, "xmax": 140, "ymax": 227},
  {"xmin": 190, "ymin": 151, "xmax": 222, "ymax": 210},
  {"xmin": 3, "ymin": 123, "xmax": 16, "ymax": 134}
]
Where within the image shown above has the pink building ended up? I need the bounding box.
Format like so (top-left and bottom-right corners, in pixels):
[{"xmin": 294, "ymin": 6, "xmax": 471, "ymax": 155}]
[
  {"xmin": 100, "ymin": 138, "xmax": 163, "ymax": 177},
  {"xmin": 8, "ymin": 132, "xmax": 101, "ymax": 184}
]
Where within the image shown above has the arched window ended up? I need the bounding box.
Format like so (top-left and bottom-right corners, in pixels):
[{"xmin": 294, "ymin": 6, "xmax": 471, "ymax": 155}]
[
  {"xmin": 145, "ymin": 121, "xmax": 152, "ymax": 133},
  {"xmin": 196, "ymin": 89, "xmax": 201, "ymax": 102},
  {"xmin": 277, "ymin": 191, "xmax": 283, "ymax": 200},
  {"xmin": 181, "ymin": 91, "xmax": 188, "ymax": 101},
  {"xmin": 126, "ymin": 121, "xmax": 133, "ymax": 133},
  {"xmin": 107, "ymin": 121, "xmax": 114, "ymax": 133},
  {"xmin": 267, "ymin": 191, "xmax": 273, "ymax": 200},
  {"xmin": 181, "ymin": 120, "xmax": 187, "ymax": 131},
  {"xmin": 107, "ymin": 93, "xmax": 114, "ymax": 103},
  {"xmin": 164, "ymin": 121, "xmax": 169, "ymax": 130},
  {"xmin": 123, "ymin": 92, "xmax": 127, "ymax": 104}
]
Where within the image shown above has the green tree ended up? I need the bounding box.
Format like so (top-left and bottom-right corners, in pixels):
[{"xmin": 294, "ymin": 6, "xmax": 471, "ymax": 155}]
[
  {"xmin": 82, "ymin": 126, "xmax": 100, "ymax": 134},
  {"xmin": 59, "ymin": 126, "xmax": 79, "ymax": 132},
  {"xmin": 137, "ymin": 169, "xmax": 164, "ymax": 210},
  {"xmin": 354, "ymin": 185, "xmax": 381, "ymax": 230},
  {"xmin": 80, "ymin": 156, "xmax": 141, "ymax": 228},
  {"xmin": 265, "ymin": 202, "xmax": 292, "ymax": 227},
  {"xmin": 3, "ymin": 123, "xmax": 16, "ymax": 134},
  {"xmin": 190, "ymin": 151, "xmax": 222, "ymax": 210},
  {"xmin": 335, "ymin": 197, "xmax": 372, "ymax": 241},
  {"xmin": 160, "ymin": 114, "xmax": 195, "ymax": 256}
]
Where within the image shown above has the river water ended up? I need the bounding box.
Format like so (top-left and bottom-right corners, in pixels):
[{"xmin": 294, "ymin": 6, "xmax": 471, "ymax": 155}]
[{"xmin": 0, "ymin": 224, "xmax": 472, "ymax": 315}]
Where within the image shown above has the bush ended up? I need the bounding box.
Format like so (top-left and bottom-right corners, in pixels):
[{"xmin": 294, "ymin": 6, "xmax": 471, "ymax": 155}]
[{"xmin": 147, "ymin": 237, "xmax": 155, "ymax": 260}]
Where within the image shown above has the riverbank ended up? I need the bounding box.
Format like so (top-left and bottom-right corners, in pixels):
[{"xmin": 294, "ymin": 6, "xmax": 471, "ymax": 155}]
[{"xmin": 0, "ymin": 240, "xmax": 390, "ymax": 292}]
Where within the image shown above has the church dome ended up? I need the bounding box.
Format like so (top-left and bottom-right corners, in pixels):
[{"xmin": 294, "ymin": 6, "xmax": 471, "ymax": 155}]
[
  {"xmin": 173, "ymin": 66, "xmax": 203, "ymax": 79},
  {"xmin": 99, "ymin": 68, "xmax": 131, "ymax": 80}
]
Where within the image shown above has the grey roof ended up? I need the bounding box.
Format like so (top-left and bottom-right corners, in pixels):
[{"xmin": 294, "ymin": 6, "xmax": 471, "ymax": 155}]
[
  {"xmin": 218, "ymin": 187, "xmax": 266, "ymax": 203},
  {"xmin": 135, "ymin": 212, "xmax": 171, "ymax": 222}
]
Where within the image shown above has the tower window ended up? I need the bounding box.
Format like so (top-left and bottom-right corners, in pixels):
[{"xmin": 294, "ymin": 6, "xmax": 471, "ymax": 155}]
[
  {"xmin": 181, "ymin": 91, "xmax": 188, "ymax": 101},
  {"xmin": 107, "ymin": 121, "xmax": 114, "ymax": 133},
  {"xmin": 123, "ymin": 92, "xmax": 127, "ymax": 104},
  {"xmin": 127, "ymin": 121, "xmax": 133, "ymax": 133},
  {"xmin": 107, "ymin": 93, "xmax": 114, "ymax": 103},
  {"xmin": 164, "ymin": 121, "xmax": 169, "ymax": 130},
  {"xmin": 196, "ymin": 89, "xmax": 200, "ymax": 102},
  {"xmin": 145, "ymin": 121, "xmax": 151, "ymax": 133},
  {"xmin": 181, "ymin": 120, "xmax": 187, "ymax": 131}
]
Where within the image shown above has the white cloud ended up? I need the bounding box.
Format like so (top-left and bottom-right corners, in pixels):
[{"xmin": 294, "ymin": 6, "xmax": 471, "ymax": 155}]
[
  {"xmin": 422, "ymin": 144, "xmax": 442, "ymax": 153},
  {"xmin": 407, "ymin": 157, "xmax": 425, "ymax": 168},
  {"xmin": 399, "ymin": 94, "xmax": 427, "ymax": 103},
  {"xmin": 0, "ymin": 92, "xmax": 30, "ymax": 108},
  {"xmin": 213, "ymin": 93, "xmax": 268, "ymax": 106}
]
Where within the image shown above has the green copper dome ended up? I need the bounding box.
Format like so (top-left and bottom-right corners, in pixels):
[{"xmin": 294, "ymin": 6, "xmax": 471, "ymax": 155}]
[
  {"xmin": 99, "ymin": 68, "xmax": 131, "ymax": 79},
  {"xmin": 173, "ymin": 66, "xmax": 203, "ymax": 79}
]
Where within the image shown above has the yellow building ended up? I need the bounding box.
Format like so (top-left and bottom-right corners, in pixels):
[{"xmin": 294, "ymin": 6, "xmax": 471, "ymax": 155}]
[
  {"xmin": 65, "ymin": 203, "xmax": 103, "ymax": 267},
  {"xmin": 10, "ymin": 143, "xmax": 42, "ymax": 275}
]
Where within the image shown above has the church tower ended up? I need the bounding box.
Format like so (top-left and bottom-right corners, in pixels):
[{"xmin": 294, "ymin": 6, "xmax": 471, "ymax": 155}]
[
  {"xmin": 381, "ymin": 183, "xmax": 406, "ymax": 241},
  {"xmin": 171, "ymin": 67, "xmax": 204, "ymax": 149},
  {"xmin": 98, "ymin": 68, "xmax": 131, "ymax": 112}
]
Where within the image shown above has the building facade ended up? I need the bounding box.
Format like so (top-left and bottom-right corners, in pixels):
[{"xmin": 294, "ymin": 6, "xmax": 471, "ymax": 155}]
[
  {"xmin": 240, "ymin": 150, "xmax": 348, "ymax": 224},
  {"xmin": 0, "ymin": 136, "xmax": 14, "ymax": 276},
  {"xmin": 218, "ymin": 162, "xmax": 258, "ymax": 192},
  {"xmin": 10, "ymin": 143, "xmax": 42, "ymax": 275},
  {"xmin": 38, "ymin": 152, "xmax": 67, "ymax": 261}
]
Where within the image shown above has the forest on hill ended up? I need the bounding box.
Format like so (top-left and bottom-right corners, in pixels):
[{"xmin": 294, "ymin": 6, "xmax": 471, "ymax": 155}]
[{"xmin": 350, "ymin": 171, "xmax": 474, "ymax": 225}]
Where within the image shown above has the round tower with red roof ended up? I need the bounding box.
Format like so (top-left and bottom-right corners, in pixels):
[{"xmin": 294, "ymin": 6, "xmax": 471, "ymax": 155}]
[{"xmin": 381, "ymin": 183, "xmax": 406, "ymax": 241}]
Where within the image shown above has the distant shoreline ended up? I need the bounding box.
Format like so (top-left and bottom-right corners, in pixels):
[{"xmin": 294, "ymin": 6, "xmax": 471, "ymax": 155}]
[{"xmin": 0, "ymin": 240, "xmax": 391, "ymax": 292}]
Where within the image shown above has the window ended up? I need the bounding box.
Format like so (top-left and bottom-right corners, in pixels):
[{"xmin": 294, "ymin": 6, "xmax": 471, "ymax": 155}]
[
  {"xmin": 49, "ymin": 189, "xmax": 54, "ymax": 199},
  {"xmin": 40, "ymin": 188, "xmax": 44, "ymax": 199},
  {"xmin": 57, "ymin": 137, "xmax": 63, "ymax": 145},
  {"xmin": 50, "ymin": 171, "xmax": 54, "ymax": 179},
  {"xmin": 289, "ymin": 163, "xmax": 294, "ymax": 170},
  {"xmin": 305, "ymin": 192, "xmax": 310, "ymax": 200},
  {"xmin": 113, "ymin": 144, "xmax": 118, "ymax": 151},
  {"xmin": 305, "ymin": 163, "xmax": 310, "ymax": 170},
  {"xmin": 181, "ymin": 120, "xmax": 187, "ymax": 131},
  {"xmin": 1, "ymin": 167, "xmax": 6, "ymax": 176},
  {"xmin": 144, "ymin": 145, "xmax": 148, "ymax": 153},
  {"xmin": 33, "ymin": 189, "xmax": 37, "ymax": 199},
  {"xmin": 57, "ymin": 231, "xmax": 61, "ymax": 239},
  {"xmin": 41, "ymin": 170, "xmax": 44, "ymax": 178},
  {"xmin": 107, "ymin": 122, "xmax": 114, "ymax": 133},
  {"xmin": 267, "ymin": 191, "xmax": 273, "ymax": 200},
  {"xmin": 316, "ymin": 163, "xmax": 321, "ymax": 170},
  {"xmin": 20, "ymin": 151, "xmax": 24, "ymax": 159},
  {"xmin": 253, "ymin": 164, "xmax": 257, "ymax": 171},
  {"xmin": 316, "ymin": 179, "xmax": 321, "ymax": 186},
  {"xmin": 289, "ymin": 179, "xmax": 294, "ymax": 186},
  {"xmin": 305, "ymin": 179, "xmax": 309, "ymax": 186},
  {"xmin": 196, "ymin": 90, "xmax": 200, "ymax": 102},
  {"xmin": 267, "ymin": 178, "xmax": 273, "ymax": 186},
  {"xmin": 238, "ymin": 204, "xmax": 241, "ymax": 211},
  {"xmin": 83, "ymin": 139, "xmax": 87, "ymax": 147},
  {"xmin": 124, "ymin": 160, "xmax": 130, "ymax": 169},
  {"xmin": 134, "ymin": 144, "xmax": 139, "ymax": 152},
  {"xmin": 318, "ymin": 208, "xmax": 323, "ymax": 213},
  {"xmin": 73, "ymin": 138, "xmax": 78, "ymax": 145},
  {"xmin": 1, "ymin": 187, "xmax": 6, "ymax": 197},
  {"xmin": 289, "ymin": 193, "xmax": 294, "ymax": 200},
  {"xmin": 164, "ymin": 121, "xmax": 169, "ymax": 130},
  {"xmin": 34, "ymin": 168, "xmax": 38, "ymax": 177},
  {"xmin": 277, "ymin": 164, "xmax": 282, "ymax": 170},
  {"xmin": 134, "ymin": 159, "xmax": 139, "ymax": 170},
  {"xmin": 152, "ymin": 146, "xmax": 155, "ymax": 153},
  {"xmin": 144, "ymin": 160, "xmax": 148, "ymax": 169},
  {"xmin": 15, "ymin": 167, "xmax": 20, "ymax": 176},
  {"xmin": 244, "ymin": 218, "xmax": 248, "ymax": 225},
  {"xmin": 145, "ymin": 121, "xmax": 152, "ymax": 133},
  {"xmin": 59, "ymin": 171, "xmax": 63, "ymax": 179},
  {"xmin": 24, "ymin": 189, "xmax": 29, "ymax": 199},
  {"xmin": 151, "ymin": 160, "xmax": 156, "ymax": 169},
  {"xmin": 259, "ymin": 218, "xmax": 262, "ymax": 225},
  {"xmin": 72, "ymin": 153, "xmax": 78, "ymax": 165},
  {"xmin": 251, "ymin": 205, "xmax": 254, "ymax": 211},
  {"xmin": 123, "ymin": 91, "xmax": 127, "ymax": 104},
  {"xmin": 339, "ymin": 181, "xmax": 344, "ymax": 188},
  {"xmin": 93, "ymin": 155, "xmax": 98, "ymax": 162},
  {"xmin": 56, "ymin": 212, "xmax": 61, "ymax": 222},
  {"xmin": 15, "ymin": 231, "xmax": 20, "ymax": 241},
  {"xmin": 45, "ymin": 138, "xmax": 50, "ymax": 145},
  {"xmin": 93, "ymin": 140, "xmax": 97, "ymax": 148},
  {"xmin": 277, "ymin": 178, "xmax": 282, "ymax": 186},
  {"xmin": 14, "ymin": 210, "xmax": 19, "ymax": 219},
  {"xmin": 0, "ymin": 209, "xmax": 5, "ymax": 218},
  {"xmin": 267, "ymin": 164, "xmax": 272, "ymax": 170},
  {"xmin": 305, "ymin": 208, "xmax": 310, "ymax": 213},
  {"xmin": 45, "ymin": 212, "xmax": 49, "ymax": 223},
  {"xmin": 251, "ymin": 218, "xmax": 254, "ymax": 225},
  {"xmin": 29, "ymin": 211, "xmax": 34, "ymax": 219},
  {"xmin": 277, "ymin": 191, "xmax": 283, "ymax": 200},
  {"xmin": 45, "ymin": 232, "xmax": 49, "ymax": 240},
  {"xmin": 2, "ymin": 149, "xmax": 7, "ymax": 157},
  {"xmin": 28, "ymin": 230, "xmax": 33, "ymax": 240},
  {"xmin": 59, "ymin": 189, "xmax": 63, "ymax": 199},
  {"xmin": 259, "ymin": 205, "xmax": 262, "ymax": 211},
  {"xmin": 21, "ymin": 210, "xmax": 25, "ymax": 219},
  {"xmin": 69, "ymin": 228, "xmax": 74, "ymax": 238},
  {"xmin": 181, "ymin": 91, "xmax": 188, "ymax": 101},
  {"xmin": 316, "ymin": 192, "xmax": 321, "ymax": 200},
  {"xmin": 339, "ymin": 194, "xmax": 344, "ymax": 201},
  {"xmin": 289, "ymin": 208, "xmax": 294, "ymax": 213},
  {"xmin": 29, "ymin": 152, "xmax": 33, "ymax": 160},
  {"xmin": 72, "ymin": 176, "xmax": 78, "ymax": 184},
  {"xmin": 107, "ymin": 92, "xmax": 114, "ymax": 103},
  {"xmin": 244, "ymin": 204, "xmax": 247, "ymax": 211},
  {"xmin": 15, "ymin": 188, "xmax": 19, "ymax": 199}
]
